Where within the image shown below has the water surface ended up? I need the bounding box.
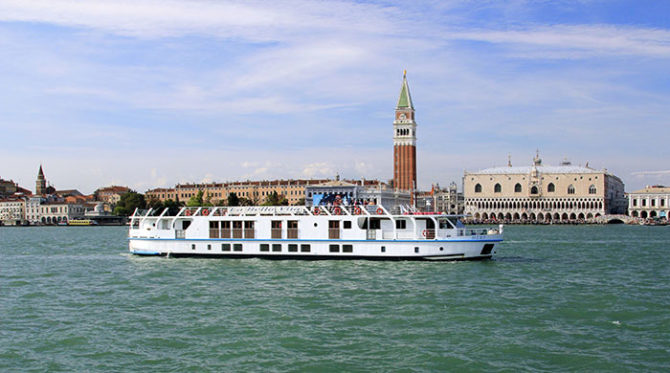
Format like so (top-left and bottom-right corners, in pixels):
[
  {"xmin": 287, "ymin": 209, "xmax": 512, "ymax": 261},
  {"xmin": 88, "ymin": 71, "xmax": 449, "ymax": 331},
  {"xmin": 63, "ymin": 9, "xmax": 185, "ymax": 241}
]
[{"xmin": 1, "ymin": 225, "xmax": 668, "ymax": 371}]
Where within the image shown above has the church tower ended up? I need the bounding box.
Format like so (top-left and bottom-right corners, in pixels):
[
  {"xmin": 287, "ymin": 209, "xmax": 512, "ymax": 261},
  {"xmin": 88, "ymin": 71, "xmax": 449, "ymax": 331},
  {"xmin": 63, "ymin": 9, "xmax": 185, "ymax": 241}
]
[
  {"xmin": 393, "ymin": 71, "xmax": 417, "ymax": 192},
  {"xmin": 36, "ymin": 165, "xmax": 46, "ymax": 195}
]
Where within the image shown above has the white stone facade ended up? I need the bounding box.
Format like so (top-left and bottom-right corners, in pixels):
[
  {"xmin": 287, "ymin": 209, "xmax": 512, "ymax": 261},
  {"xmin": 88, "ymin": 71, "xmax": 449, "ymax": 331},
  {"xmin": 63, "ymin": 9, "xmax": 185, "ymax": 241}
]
[
  {"xmin": 463, "ymin": 157, "xmax": 626, "ymax": 223},
  {"xmin": 628, "ymin": 186, "xmax": 670, "ymax": 219},
  {"xmin": 0, "ymin": 199, "xmax": 26, "ymax": 225}
]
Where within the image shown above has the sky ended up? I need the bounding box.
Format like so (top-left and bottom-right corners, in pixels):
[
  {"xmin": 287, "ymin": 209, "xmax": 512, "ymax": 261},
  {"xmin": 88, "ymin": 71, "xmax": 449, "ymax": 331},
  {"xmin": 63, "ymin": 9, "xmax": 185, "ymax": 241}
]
[{"xmin": 1, "ymin": 0, "xmax": 669, "ymax": 194}]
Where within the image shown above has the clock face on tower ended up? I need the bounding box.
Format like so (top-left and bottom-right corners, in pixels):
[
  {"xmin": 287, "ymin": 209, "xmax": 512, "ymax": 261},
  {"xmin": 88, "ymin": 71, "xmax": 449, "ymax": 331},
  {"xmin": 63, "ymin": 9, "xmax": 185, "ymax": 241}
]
[{"xmin": 398, "ymin": 113, "xmax": 406, "ymax": 120}]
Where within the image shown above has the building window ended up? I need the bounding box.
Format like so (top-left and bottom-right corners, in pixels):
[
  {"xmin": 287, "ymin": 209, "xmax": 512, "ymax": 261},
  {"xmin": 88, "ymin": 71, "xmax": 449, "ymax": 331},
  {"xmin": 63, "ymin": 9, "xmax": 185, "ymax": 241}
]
[
  {"xmin": 651, "ymin": 199, "xmax": 656, "ymax": 207},
  {"xmin": 300, "ymin": 244, "xmax": 311, "ymax": 252},
  {"xmin": 633, "ymin": 199, "xmax": 637, "ymax": 207},
  {"xmin": 547, "ymin": 183, "xmax": 555, "ymax": 193},
  {"xmin": 514, "ymin": 183, "xmax": 522, "ymax": 193},
  {"xmin": 494, "ymin": 184, "xmax": 501, "ymax": 193},
  {"xmin": 329, "ymin": 244, "xmax": 340, "ymax": 253},
  {"xmin": 343, "ymin": 244, "xmax": 353, "ymax": 253},
  {"xmin": 642, "ymin": 199, "xmax": 647, "ymax": 207},
  {"xmin": 475, "ymin": 184, "xmax": 482, "ymax": 193},
  {"xmin": 661, "ymin": 199, "xmax": 666, "ymax": 207},
  {"xmin": 530, "ymin": 186, "xmax": 538, "ymax": 195},
  {"xmin": 567, "ymin": 185, "xmax": 575, "ymax": 195},
  {"xmin": 589, "ymin": 185, "xmax": 596, "ymax": 194}
]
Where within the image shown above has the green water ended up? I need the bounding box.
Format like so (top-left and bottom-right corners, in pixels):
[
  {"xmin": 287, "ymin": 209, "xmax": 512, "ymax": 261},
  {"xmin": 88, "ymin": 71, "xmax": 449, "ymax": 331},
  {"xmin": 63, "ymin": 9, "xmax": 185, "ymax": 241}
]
[{"xmin": 1, "ymin": 225, "xmax": 668, "ymax": 372}]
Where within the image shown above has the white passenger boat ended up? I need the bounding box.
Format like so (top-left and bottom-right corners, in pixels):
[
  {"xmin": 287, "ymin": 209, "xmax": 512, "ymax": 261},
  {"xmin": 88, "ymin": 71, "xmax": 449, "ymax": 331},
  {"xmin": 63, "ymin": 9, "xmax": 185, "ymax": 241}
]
[{"xmin": 128, "ymin": 205, "xmax": 503, "ymax": 261}]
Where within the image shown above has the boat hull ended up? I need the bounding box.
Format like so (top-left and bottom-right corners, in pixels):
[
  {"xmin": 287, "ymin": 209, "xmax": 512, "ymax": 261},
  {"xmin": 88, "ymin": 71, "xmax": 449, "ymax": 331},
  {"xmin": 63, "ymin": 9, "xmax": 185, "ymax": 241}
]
[{"xmin": 128, "ymin": 236, "xmax": 501, "ymax": 261}]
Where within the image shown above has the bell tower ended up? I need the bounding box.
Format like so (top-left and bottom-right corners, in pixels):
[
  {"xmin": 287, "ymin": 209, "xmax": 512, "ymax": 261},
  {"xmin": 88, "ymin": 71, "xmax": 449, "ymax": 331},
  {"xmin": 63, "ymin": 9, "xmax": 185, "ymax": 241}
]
[
  {"xmin": 393, "ymin": 70, "xmax": 417, "ymax": 192},
  {"xmin": 36, "ymin": 165, "xmax": 46, "ymax": 195}
]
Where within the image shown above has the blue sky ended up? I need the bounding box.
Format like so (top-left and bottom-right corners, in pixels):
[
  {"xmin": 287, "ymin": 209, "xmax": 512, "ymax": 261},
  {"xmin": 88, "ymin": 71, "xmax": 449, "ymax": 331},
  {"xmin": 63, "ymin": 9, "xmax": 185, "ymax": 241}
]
[{"xmin": 1, "ymin": 0, "xmax": 669, "ymax": 194}]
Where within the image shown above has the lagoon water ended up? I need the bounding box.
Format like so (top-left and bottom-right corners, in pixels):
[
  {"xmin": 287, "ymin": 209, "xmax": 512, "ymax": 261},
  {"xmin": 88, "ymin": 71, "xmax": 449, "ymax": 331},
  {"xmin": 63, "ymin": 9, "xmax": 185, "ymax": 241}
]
[{"xmin": 1, "ymin": 225, "xmax": 669, "ymax": 371}]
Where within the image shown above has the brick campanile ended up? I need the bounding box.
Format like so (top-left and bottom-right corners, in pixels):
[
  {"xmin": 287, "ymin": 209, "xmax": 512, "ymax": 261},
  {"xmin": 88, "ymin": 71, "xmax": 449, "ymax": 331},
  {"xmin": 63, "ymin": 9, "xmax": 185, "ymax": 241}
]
[{"xmin": 393, "ymin": 70, "xmax": 417, "ymax": 192}]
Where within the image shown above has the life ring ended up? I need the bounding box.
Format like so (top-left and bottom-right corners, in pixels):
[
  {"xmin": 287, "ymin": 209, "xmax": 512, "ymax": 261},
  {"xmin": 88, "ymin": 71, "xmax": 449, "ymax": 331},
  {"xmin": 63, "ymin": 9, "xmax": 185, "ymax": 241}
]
[
  {"xmin": 376, "ymin": 208, "xmax": 384, "ymax": 215},
  {"xmin": 202, "ymin": 209, "xmax": 209, "ymax": 216},
  {"xmin": 422, "ymin": 229, "xmax": 427, "ymax": 237},
  {"xmin": 354, "ymin": 207, "xmax": 362, "ymax": 215},
  {"xmin": 313, "ymin": 207, "xmax": 320, "ymax": 215},
  {"xmin": 334, "ymin": 207, "xmax": 341, "ymax": 215}
]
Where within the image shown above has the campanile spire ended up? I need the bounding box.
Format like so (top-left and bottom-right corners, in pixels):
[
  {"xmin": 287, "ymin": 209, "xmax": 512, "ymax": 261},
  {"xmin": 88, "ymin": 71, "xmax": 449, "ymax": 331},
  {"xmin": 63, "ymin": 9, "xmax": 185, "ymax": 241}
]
[{"xmin": 393, "ymin": 71, "xmax": 417, "ymax": 192}]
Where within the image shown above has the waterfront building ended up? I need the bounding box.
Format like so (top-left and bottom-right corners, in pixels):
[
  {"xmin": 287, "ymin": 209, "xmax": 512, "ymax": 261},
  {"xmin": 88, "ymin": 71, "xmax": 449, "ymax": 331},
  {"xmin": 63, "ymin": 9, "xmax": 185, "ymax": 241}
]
[
  {"xmin": 25, "ymin": 196, "xmax": 44, "ymax": 224},
  {"xmin": 40, "ymin": 202, "xmax": 87, "ymax": 225},
  {"xmin": 146, "ymin": 179, "xmax": 330, "ymax": 206},
  {"xmin": 393, "ymin": 71, "xmax": 417, "ymax": 193},
  {"xmin": 627, "ymin": 186, "xmax": 670, "ymax": 219},
  {"xmin": 0, "ymin": 198, "xmax": 25, "ymax": 225},
  {"xmin": 463, "ymin": 154, "xmax": 626, "ymax": 223},
  {"xmin": 94, "ymin": 186, "xmax": 131, "ymax": 205},
  {"xmin": 432, "ymin": 182, "xmax": 464, "ymax": 215},
  {"xmin": 305, "ymin": 178, "xmax": 411, "ymax": 211}
]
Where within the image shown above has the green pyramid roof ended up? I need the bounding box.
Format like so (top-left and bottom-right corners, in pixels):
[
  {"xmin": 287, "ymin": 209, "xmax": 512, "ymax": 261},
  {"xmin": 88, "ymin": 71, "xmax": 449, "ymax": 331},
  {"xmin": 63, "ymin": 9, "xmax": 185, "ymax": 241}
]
[{"xmin": 396, "ymin": 72, "xmax": 414, "ymax": 109}]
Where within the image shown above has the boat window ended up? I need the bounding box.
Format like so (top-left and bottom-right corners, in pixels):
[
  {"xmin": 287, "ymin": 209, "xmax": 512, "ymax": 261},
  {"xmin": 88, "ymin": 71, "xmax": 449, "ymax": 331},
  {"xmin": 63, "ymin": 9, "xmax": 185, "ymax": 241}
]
[
  {"xmin": 415, "ymin": 247, "xmax": 419, "ymax": 253},
  {"xmin": 329, "ymin": 244, "xmax": 339, "ymax": 253},
  {"xmin": 221, "ymin": 244, "xmax": 231, "ymax": 251},
  {"xmin": 343, "ymin": 221, "xmax": 352, "ymax": 229},
  {"xmin": 183, "ymin": 221, "xmax": 191, "ymax": 230},
  {"xmin": 191, "ymin": 244, "xmax": 195, "ymax": 250},
  {"xmin": 395, "ymin": 219, "xmax": 407, "ymax": 229},
  {"xmin": 233, "ymin": 244, "xmax": 242, "ymax": 252},
  {"xmin": 233, "ymin": 221, "xmax": 242, "ymax": 229},
  {"xmin": 288, "ymin": 244, "xmax": 298, "ymax": 252},
  {"xmin": 207, "ymin": 244, "xmax": 211, "ymax": 251},
  {"xmin": 381, "ymin": 246, "xmax": 386, "ymax": 253},
  {"xmin": 300, "ymin": 244, "xmax": 311, "ymax": 252},
  {"xmin": 343, "ymin": 245, "xmax": 353, "ymax": 253},
  {"xmin": 271, "ymin": 220, "xmax": 282, "ymax": 229},
  {"xmin": 272, "ymin": 244, "xmax": 281, "ymax": 252},
  {"xmin": 260, "ymin": 244, "xmax": 269, "ymax": 252},
  {"xmin": 328, "ymin": 220, "xmax": 340, "ymax": 229}
]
